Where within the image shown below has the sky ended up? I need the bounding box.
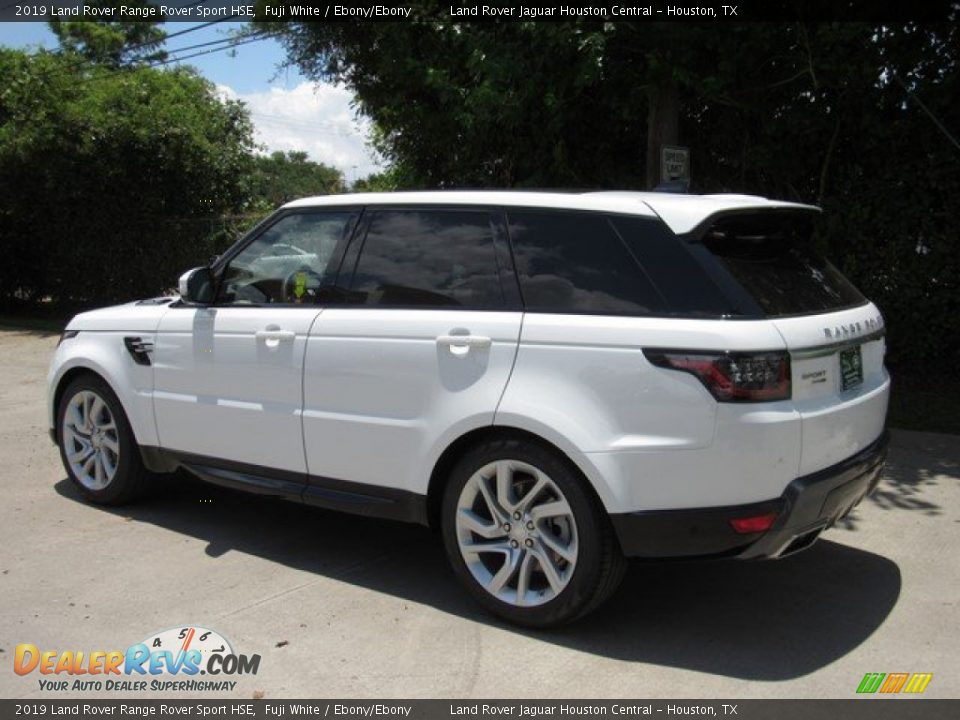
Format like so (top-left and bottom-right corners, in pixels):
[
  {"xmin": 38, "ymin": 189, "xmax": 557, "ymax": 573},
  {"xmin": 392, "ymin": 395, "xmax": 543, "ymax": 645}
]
[{"xmin": 0, "ymin": 22, "xmax": 382, "ymax": 182}]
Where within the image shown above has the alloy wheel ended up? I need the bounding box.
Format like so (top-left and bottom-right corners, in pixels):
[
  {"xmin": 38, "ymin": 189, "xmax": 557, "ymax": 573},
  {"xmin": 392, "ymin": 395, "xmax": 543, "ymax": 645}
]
[
  {"xmin": 455, "ymin": 460, "xmax": 579, "ymax": 607},
  {"xmin": 62, "ymin": 390, "xmax": 120, "ymax": 491}
]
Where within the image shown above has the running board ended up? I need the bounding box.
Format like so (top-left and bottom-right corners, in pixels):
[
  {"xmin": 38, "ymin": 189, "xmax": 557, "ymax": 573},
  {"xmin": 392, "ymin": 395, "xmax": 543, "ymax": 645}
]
[{"xmin": 140, "ymin": 446, "xmax": 428, "ymax": 526}]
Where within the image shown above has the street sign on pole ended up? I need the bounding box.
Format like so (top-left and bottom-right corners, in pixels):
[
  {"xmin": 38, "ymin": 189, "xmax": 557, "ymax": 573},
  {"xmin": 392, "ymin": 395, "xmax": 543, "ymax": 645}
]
[{"xmin": 661, "ymin": 145, "xmax": 690, "ymax": 183}]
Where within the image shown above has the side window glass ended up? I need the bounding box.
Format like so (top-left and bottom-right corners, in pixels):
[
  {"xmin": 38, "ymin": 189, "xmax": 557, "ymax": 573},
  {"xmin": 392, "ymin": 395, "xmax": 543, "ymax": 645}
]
[
  {"xmin": 348, "ymin": 210, "xmax": 505, "ymax": 308},
  {"xmin": 609, "ymin": 216, "xmax": 734, "ymax": 316},
  {"xmin": 507, "ymin": 211, "xmax": 664, "ymax": 314},
  {"xmin": 220, "ymin": 212, "xmax": 356, "ymax": 305}
]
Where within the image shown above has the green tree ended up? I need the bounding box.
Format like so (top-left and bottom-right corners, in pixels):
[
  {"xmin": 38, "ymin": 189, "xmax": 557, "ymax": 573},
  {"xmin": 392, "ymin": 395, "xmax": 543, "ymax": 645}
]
[
  {"xmin": 270, "ymin": 17, "xmax": 647, "ymax": 188},
  {"xmin": 351, "ymin": 166, "xmax": 411, "ymax": 192},
  {"xmin": 266, "ymin": 13, "xmax": 754, "ymax": 189},
  {"xmin": 269, "ymin": 13, "xmax": 959, "ymax": 368},
  {"xmin": 0, "ymin": 49, "xmax": 255, "ymax": 307},
  {"xmin": 49, "ymin": 0, "xmax": 167, "ymax": 67},
  {"xmin": 249, "ymin": 151, "xmax": 344, "ymax": 207}
]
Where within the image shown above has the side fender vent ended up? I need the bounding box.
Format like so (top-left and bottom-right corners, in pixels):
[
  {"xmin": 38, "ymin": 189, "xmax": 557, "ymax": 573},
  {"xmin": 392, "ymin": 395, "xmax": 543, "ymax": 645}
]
[{"xmin": 123, "ymin": 337, "xmax": 154, "ymax": 366}]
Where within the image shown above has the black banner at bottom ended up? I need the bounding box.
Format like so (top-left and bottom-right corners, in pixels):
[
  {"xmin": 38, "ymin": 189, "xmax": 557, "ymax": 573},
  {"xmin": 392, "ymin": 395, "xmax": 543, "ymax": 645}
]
[{"xmin": 0, "ymin": 700, "xmax": 957, "ymax": 720}]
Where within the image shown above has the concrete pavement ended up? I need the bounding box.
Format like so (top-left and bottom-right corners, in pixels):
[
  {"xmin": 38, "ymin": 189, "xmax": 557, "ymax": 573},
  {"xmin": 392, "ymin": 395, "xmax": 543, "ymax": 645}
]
[{"xmin": 0, "ymin": 328, "xmax": 957, "ymax": 699}]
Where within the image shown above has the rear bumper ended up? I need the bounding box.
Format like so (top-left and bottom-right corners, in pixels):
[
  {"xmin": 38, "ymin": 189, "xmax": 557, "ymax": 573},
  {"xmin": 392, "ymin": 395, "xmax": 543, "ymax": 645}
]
[{"xmin": 611, "ymin": 430, "xmax": 889, "ymax": 559}]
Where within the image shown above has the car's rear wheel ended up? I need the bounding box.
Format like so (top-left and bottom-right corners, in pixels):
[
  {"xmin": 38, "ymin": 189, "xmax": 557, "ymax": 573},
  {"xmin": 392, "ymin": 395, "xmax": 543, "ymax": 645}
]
[
  {"xmin": 441, "ymin": 437, "xmax": 626, "ymax": 627},
  {"xmin": 57, "ymin": 374, "xmax": 150, "ymax": 505}
]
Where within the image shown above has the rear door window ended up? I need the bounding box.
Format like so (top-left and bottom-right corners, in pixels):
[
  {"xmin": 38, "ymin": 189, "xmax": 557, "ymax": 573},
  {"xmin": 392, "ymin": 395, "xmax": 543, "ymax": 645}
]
[
  {"xmin": 349, "ymin": 209, "xmax": 506, "ymax": 308},
  {"xmin": 700, "ymin": 212, "xmax": 866, "ymax": 317},
  {"xmin": 507, "ymin": 211, "xmax": 665, "ymax": 315}
]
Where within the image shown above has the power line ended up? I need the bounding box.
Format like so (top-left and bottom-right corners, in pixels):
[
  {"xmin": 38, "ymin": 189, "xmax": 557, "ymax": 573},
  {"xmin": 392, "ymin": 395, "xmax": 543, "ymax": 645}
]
[
  {"xmin": 70, "ymin": 31, "xmax": 280, "ymax": 86},
  {"xmin": 38, "ymin": 31, "xmax": 279, "ymax": 88},
  {"xmin": 35, "ymin": 13, "xmax": 238, "ymax": 82},
  {"xmin": 144, "ymin": 29, "xmax": 270, "ymax": 57},
  {"xmin": 156, "ymin": 31, "xmax": 281, "ymax": 67},
  {"xmin": 117, "ymin": 10, "xmax": 233, "ymax": 53}
]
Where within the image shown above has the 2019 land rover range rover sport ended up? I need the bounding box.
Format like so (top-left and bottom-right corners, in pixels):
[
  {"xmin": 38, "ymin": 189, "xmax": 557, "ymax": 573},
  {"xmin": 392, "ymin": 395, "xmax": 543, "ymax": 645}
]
[{"xmin": 48, "ymin": 191, "xmax": 889, "ymax": 627}]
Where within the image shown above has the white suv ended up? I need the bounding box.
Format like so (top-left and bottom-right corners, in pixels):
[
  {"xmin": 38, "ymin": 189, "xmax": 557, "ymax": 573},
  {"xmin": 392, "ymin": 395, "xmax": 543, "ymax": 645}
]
[{"xmin": 48, "ymin": 191, "xmax": 889, "ymax": 626}]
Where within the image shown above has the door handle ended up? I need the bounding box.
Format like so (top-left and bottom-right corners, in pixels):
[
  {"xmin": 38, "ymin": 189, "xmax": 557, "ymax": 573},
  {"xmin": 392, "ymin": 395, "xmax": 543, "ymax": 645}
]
[
  {"xmin": 255, "ymin": 329, "xmax": 296, "ymax": 342},
  {"xmin": 436, "ymin": 334, "xmax": 492, "ymax": 349}
]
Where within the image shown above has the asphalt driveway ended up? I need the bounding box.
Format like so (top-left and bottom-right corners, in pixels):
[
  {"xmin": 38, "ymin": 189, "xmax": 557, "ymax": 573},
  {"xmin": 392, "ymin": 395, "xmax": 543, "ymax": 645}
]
[{"xmin": 1, "ymin": 328, "xmax": 957, "ymax": 699}]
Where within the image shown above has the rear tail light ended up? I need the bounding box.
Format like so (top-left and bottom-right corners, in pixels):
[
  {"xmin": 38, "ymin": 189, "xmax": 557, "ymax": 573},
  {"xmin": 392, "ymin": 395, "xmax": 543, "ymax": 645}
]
[
  {"xmin": 643, "ymin": 349, "xmax": 791, "ymax": 402},
  {"xmin": 729, "ymin": 512, "xmax": 778, "ymax": 534}
]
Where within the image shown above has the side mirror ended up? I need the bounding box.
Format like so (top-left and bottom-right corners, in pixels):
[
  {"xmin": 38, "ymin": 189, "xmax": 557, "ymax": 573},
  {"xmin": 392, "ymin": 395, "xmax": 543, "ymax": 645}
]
[{"xmin": 177, "ymin": 267, "xmax": 215, "ymax": 305}]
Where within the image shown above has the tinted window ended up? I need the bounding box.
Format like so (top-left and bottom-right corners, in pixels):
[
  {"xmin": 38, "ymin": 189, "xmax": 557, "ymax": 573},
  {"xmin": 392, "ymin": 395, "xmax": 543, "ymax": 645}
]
[
  {"xmin": 701, "ymin": 212, "xmax": 866, "ymax": 317},
  {"xmin": 507, "ymin": 212, "xmax": 663, "ymax": 314},
  {"xmin": 349, "ymin": 210, "xmax": 505, "ymax": 308},
  {"xmin": 221, "ymin": 212, "xmax": 355, "ymax": 304},
  {"xmin": 610, "ymin": 216, "xmax": 734, "ymax": 316}
]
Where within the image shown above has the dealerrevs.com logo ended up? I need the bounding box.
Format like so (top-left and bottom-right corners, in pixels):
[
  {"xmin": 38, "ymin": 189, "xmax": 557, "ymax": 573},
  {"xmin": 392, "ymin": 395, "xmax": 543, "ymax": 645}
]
[
  {"xmin": 857, "ymin": 672, "xmax": 934, "ymax": 695},
  {"xmin": 14, "ymin": 626, "xmax": 261, "ymax": 693}
]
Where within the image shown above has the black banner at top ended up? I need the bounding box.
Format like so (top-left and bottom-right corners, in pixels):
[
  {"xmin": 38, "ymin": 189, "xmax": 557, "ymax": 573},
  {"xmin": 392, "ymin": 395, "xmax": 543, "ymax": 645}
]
[{"xmin": 0, "ymin": 0, "xmax": 958, "ymax": 23}]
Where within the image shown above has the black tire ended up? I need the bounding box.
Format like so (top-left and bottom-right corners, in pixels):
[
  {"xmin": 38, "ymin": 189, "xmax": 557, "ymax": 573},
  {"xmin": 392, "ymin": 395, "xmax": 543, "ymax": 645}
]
[
  {"xmin": 56, "ymin": 374, "xmax": 151, "ymax": 505},
  {"xmin": 440, "ymin": 437, "xmax": 627, "ymax": 628}
]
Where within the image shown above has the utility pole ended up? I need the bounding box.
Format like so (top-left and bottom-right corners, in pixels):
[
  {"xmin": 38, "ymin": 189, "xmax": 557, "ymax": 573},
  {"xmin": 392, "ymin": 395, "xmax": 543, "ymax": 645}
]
[{"xmin": 645, "ymin": 78, "xmax": 680, "ymax": 189}]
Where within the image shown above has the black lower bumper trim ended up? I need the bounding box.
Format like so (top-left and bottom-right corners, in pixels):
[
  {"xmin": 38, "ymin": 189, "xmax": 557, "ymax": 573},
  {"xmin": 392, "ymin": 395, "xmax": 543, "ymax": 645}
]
[
  {"xmin": 612, "ymin": 431, "xmax": 889, "ymax": 560},
  {"xmin": 611, "ymin": 498, "xmax": 784, "ymax": 558}
]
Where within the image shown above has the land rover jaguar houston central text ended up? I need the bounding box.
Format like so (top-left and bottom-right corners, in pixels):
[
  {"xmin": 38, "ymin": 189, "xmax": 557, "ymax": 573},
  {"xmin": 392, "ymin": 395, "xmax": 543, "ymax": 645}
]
[{"xmin": 48, "ymin": 191, "xmax": 889, "ymax": 626}]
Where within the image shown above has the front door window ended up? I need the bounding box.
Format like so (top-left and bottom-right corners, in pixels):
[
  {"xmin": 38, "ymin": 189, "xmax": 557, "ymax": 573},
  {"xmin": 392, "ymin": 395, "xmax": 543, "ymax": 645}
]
[{"xmin": 221, "ymin": 212, "xmax": 357, "ymax": 305}]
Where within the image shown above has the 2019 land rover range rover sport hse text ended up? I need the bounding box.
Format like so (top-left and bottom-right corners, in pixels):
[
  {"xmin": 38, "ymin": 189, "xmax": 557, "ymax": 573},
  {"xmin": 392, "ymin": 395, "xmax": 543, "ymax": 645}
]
[{"xmin": 48, "ymin": 191, "xmax": 889, "ymax": 627}]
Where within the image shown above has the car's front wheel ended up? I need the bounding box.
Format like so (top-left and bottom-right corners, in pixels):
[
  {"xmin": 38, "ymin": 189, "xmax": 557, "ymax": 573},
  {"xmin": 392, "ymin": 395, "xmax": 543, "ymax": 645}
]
[
  {"xmin": 441, "ymin": 438, "xmax": 626, "ymax": 627},
  {"xmin": 57, "ymin": 374, "xmax": 151, "ymax": 505}
]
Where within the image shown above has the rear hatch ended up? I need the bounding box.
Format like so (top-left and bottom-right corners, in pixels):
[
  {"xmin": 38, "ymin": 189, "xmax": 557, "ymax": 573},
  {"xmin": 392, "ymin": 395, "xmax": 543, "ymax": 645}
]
[{"xmin": 700, "ymin": 211, "xmax": 889, "ymax": 476}]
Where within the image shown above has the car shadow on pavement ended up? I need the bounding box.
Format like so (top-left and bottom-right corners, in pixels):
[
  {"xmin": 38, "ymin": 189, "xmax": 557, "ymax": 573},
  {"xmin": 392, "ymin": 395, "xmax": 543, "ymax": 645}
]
[{"xmin": 55, "ymin": 472, "xmax": 901, "ymax": 682}]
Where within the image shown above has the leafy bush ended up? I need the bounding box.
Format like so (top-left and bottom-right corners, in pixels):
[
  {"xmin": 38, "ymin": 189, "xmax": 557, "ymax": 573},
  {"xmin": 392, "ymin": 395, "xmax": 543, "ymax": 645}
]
[
  {"xmin": 0, "ymin": 49, "xmax": 255, "ymax": 308},
  {"xmin": 250, "ymin": 151, "xmax": 343, "ymax": 207}
]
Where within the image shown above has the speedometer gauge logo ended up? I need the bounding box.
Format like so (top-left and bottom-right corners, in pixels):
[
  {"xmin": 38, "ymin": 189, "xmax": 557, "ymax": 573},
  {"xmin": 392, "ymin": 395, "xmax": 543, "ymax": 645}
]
[{"xmin": 141, "ymin": 626, "xmax": 234, "ymax": 672}]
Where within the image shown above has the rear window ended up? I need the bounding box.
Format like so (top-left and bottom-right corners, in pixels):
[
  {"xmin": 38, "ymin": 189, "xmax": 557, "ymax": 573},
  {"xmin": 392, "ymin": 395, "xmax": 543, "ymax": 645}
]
[
  {"xmin": 609, "ymin": 216, "xmax": 734, "ymax": 316},
  {"xmin": 700, "ymin": 212, "xmax": 866, "ymax": 317}
]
